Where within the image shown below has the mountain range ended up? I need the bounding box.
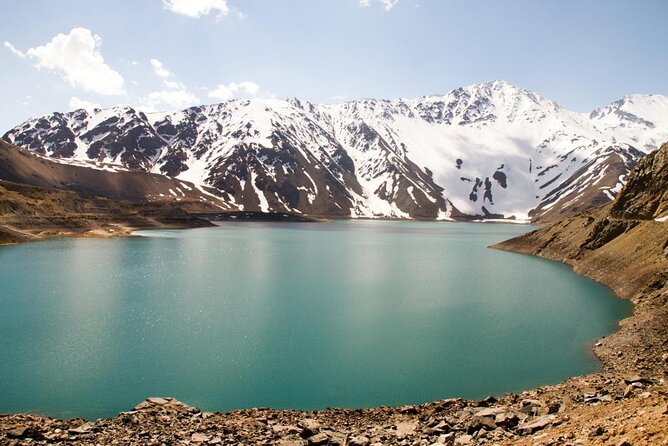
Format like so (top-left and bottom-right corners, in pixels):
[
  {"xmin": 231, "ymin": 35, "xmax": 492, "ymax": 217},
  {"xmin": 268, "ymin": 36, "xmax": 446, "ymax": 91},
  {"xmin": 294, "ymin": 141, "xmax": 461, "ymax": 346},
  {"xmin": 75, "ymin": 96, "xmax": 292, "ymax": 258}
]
[{"xmin": 4, "ymin": 81, "xmax": 668, "ymax": 222}]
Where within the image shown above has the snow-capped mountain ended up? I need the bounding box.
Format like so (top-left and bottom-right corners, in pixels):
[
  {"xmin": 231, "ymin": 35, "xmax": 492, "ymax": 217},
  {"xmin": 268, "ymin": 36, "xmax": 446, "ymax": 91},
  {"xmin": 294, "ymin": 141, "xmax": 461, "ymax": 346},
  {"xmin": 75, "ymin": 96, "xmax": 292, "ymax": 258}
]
[{"xmin": 4, "ymin": 81, "xmax": 667, "ymax": 221}]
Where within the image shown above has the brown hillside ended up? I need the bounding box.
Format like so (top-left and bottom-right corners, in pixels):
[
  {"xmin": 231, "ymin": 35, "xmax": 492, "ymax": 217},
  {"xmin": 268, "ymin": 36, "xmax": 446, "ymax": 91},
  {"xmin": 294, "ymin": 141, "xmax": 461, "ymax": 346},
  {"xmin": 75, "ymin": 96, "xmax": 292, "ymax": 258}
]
[{"xmin": 0, "ymin": 139, "xmax": 229, "ymax": 212}]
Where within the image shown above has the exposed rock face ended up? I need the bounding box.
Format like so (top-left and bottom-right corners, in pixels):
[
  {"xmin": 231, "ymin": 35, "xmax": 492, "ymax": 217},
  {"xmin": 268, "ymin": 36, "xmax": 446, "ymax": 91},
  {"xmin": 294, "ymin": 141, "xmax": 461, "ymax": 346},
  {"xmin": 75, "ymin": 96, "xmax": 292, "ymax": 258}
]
[
  {"xmin": 611, "ymin": 141, "xmax": 668, "ymax": 220},
  {"xmin": 5, "ymin": 82, "xmax": 667, "ymax": 221}
]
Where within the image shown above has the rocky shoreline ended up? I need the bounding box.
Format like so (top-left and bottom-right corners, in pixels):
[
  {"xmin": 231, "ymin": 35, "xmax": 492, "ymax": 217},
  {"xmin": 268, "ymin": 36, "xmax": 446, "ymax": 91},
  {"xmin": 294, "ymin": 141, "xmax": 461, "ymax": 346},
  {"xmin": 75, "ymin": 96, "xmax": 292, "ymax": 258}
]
[
  {"xmin": 2, "ymin": 230, "xmax": 666, "ymax": 445},
  {"xmin": 1, "ymin": 364, "xmax": 666, "ymax": 446}
]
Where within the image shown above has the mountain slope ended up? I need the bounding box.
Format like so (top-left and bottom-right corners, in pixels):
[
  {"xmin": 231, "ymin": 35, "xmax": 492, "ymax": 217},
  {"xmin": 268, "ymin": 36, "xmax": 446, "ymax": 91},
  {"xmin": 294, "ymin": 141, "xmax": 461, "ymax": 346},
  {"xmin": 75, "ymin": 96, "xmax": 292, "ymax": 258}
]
[
  {"xmin": 5, "ymin": 81, "xmax": 667, "ymax": 221},
  {"xmin": 0, "ymin": 140, "xmax": 230, "ymax": 212},
  {"xmin": 0, "ymin": 140, "xmax": 224, "ymax": 245}
]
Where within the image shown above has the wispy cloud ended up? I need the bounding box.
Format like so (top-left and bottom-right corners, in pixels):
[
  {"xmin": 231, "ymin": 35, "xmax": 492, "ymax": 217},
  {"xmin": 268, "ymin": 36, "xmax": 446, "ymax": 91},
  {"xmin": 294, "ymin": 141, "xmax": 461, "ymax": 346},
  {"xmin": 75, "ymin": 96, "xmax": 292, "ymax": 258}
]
[
  {"xmin": 69, "ymin": 96, "xmax": 102, "ymax": 111},
  {"xmin": 208, "ymin": 81, "xmax": 261, "ymax": 101},
  {"xmin": 5, "ymin": 28, "xmax": 125, "ymax": 96},
  {"xmin": 140, "ymin": 58, "xmax": 200, "ymax": 111},
  {"xmin": 163, "ymin": 0, "xmax": 230, "ymax": 19},
  {"xmin": 359, "ymin": 0, "xmax": 400, "ymax": 11},
  {"xmin": 150, "ymin": 58, "xmax": 173, "ymax": 79},
  {"xmin": 144, "ymin": 89, "xmax": 200, "ymax": 110},
  {"xmin": 3, "ymin": 41, "xmax": 26, "ymax": 58}
]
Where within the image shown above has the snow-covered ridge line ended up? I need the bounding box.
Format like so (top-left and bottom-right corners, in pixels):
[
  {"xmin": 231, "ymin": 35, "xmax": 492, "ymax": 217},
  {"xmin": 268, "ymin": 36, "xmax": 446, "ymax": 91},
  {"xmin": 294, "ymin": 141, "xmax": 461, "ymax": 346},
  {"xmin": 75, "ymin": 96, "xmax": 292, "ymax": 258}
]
[{"xmin": 4, "ymin": 81, "xmax": 668, "ymax": 221}]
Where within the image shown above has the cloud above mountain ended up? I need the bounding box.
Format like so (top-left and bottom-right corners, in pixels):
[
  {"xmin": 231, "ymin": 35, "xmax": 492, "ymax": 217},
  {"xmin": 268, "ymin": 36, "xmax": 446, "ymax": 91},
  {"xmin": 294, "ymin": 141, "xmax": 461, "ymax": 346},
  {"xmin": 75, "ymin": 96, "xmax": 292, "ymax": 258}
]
[
  {"xmin": 208, "ymin": 81, "xmax": 261, "ymax": 101},
  {"xmin": 5, "ymin": 28, "xmax": 126, "ymax": 96},
  {"xmin": 163, "ymin": 0, "xmax": 230, "ymax": 19},
  {"xmin": 359, "ymin": 0, "xmax": 400, "ymax": 11}
]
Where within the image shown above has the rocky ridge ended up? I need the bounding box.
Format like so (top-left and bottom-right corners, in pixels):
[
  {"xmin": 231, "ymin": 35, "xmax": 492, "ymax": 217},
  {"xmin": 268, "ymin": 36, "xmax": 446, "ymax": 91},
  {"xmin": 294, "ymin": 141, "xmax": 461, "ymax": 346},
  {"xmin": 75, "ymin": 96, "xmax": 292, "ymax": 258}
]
[{"xmin": 5, "ymin": 81, "xmax": 667, "ymax": 222}]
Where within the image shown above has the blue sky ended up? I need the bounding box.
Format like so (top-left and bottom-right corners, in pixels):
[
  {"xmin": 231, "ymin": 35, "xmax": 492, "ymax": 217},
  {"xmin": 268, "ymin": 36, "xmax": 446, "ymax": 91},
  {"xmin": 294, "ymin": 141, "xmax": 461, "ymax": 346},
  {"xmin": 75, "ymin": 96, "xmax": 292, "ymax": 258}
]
[{"xmin": 1, "ymin": 0, "xmax": 667, "ymax": 131}]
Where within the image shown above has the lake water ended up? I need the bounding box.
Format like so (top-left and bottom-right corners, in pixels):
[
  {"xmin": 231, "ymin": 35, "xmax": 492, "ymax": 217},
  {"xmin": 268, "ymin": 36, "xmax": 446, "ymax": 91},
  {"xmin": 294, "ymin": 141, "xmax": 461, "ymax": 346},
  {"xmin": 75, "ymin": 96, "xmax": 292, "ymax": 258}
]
[{"xmin": 0, "ymin": 221, "xmax": 631, "ymax": 420}]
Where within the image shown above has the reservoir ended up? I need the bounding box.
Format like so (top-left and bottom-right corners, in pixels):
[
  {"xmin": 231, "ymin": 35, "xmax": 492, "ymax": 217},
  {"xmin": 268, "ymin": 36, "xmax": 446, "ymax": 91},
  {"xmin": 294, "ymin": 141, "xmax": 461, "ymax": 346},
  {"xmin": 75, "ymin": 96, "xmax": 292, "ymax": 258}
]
[{"xmin": 0, "ymin": 221, "xmax": 631, "ymax": 420}]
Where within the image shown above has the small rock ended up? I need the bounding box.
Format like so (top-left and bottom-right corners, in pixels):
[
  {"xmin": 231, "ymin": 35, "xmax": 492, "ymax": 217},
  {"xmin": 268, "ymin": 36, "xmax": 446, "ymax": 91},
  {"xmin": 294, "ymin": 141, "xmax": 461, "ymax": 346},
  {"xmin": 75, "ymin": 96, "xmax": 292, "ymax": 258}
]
[
  {"xmin": 520, "ymin": 399, "xmax": 547, "ymax": 415},
  {"xmin": 480, "ymin": 416, "xmax": 497, "ymax": 430},
  {"xmin": 454, "ymin": 434, "xmax": 474, "ymax": 445},
  {"xmin": 349, "ymin": 435, "xmax": 370, "ymax": 446},
  {"xmin": 147, "ymin": 397, "xmax": 170, "ymax": 405},
  {"xmin": 615, "ymin": 439, "xmax": 632, "ymax": 446},
  {"xmin": 589, "ymin": 426, "xmax": 606, "ymax": 437},
  {"xmin": 495, "ymin": 412, "xmax": 519, "ymax": 427},
  {"xmin": 478, "ymin": 395, "xmax": 497, "ymax": 407},
  {"xmin": 623, "ymin": 385, "xmax": 635, "ymax": 398},
  {"xmin": 395, "ymin": 420, "xmax": 418, "ymax": 437},
  {"xmin": 299, "ymin": 419, "xmax": 321, "ymax": 438},
  {"xmin": 432, "ymin": 420, "xmax": 450, "ymax": 433},
  {"xmin": 599, "ymin": 394, "xmax": 613, "ymax": 403},
  {"xmin": 437, "ymin": 433, "xmax": 455, "ymax": 444},
  {"xmin": 639, "ymin": 391, "xmax": 651, "ymax": 399},
  {"xmin": 517, "ymin": 415, "xmax": 554, "ymax": 434},
  {"xmin": 623, "ymin": 375, "xmax": 644, "ymax": 384},
  {"xmin": 308, "ymin": 432, "xmax": 329, "ymax": 446},
  {"xmin": 399, "ymin": 405, "xmax": 418, "ymax": 414},
  {"xmin": 474, "ymin": 407, "xmax": 507, "ymax": 418},
  {"xmin": 209, "ymin": 437, "xmax": 223, "ymax": 445},
  {"xmin": 68, "ymin": 422, "xmax": 94, "ymax": 434},
  {"xmin": 132, "ymin": 401, "xmax": 153, "ymax": 410},
  {"xmin": 661, "ymin": 353, "xmax": 668, "ymax": 362},
  {"xmin": 7, "ymin": 426, "xmax": 27, "ymax": 438},
  {"xmin": 191, "ymin": 433, "xmax": 209, "ymax": 443}
]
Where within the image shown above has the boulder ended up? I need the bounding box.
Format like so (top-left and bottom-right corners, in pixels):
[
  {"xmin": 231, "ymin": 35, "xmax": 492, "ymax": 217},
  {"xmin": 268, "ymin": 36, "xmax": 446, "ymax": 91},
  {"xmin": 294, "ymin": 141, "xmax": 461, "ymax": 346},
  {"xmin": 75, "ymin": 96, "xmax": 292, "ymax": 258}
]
[
  {"xmin": 349, "ymin": 435, "xmax": 370, "ymax": 446},
  {"xmin": 517, "ymin": 415, "xmax": 554, "ymax": 434},
  {"xmin": 147, "ymin": 397, "xmax": 170, "ymax": 405},
  {"xmin": 308, "ymin": 432, "xmax": 329, "ymax": 445},
  {"xmin": 68, "ymin": 422, "xmax": 94, "ymax": 434},
  {"xmin": 394, "ymin": 420, "xmax": 418, "ymax": 437},
  {"xmin": 190, "ymin": 432, "xmax": 209, "ymax": 443},
  {"xmin": 7, "ymin": 426, "xmax": 28, "ymax": 438},
  {"xmin": 494, "ymin": 412, "xmax": 519, "ymax": 427}
]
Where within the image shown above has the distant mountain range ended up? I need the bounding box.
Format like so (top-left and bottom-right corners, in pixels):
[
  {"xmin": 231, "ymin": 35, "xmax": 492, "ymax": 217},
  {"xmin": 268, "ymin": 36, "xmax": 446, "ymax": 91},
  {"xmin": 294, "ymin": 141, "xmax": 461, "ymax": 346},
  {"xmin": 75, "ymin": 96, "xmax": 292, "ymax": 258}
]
[{"xmin": 4, "ymin": 81, "xmax": 668, "ymax": 222}]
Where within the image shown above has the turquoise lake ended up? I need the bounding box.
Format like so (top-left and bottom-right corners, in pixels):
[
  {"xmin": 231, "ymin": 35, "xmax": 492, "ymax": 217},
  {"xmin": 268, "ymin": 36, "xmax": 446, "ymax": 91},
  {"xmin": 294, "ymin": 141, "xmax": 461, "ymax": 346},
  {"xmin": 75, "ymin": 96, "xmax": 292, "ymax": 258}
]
[{"xmin": 0, "ymin": 221, "xmax": 631, "ymax": 420}]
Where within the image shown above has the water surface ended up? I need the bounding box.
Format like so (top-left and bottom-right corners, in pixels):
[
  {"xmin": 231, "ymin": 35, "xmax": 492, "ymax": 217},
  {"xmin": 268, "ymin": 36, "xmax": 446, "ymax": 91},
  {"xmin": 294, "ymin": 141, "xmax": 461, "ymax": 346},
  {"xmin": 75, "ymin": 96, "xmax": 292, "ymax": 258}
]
[{"xmin": 0, "ymin": 221, "xmax": 631, "ymax": 419}]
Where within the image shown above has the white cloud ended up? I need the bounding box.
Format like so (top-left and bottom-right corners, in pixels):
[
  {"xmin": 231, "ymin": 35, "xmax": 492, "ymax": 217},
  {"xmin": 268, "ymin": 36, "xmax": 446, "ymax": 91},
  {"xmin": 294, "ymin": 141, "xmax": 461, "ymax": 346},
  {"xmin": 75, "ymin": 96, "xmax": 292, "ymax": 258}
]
[
  {"xmin": 360, "ymin": 0, "xmax": 399, "ymax": 10},
  {"xmin": 163, "ymin": 79, "xmax": 181, "ymax": 89},
  {"xmin": 12, "ymin": 28, "xmax": 125, "ymax": 96},
  {"xmin": 144, "ymin": 89, "xmax": 200, "ymax": 111},
  {"xmin": 163, "ymin": 0, "xmax": 229, "ymax": 19},
  {"xmin": 140, "ymin": 58, "xmax": 200, "ymax": 111},
  {"xmin": 4, "ymin": 41, "xmax": 26, "ymax": 58},
  {"xmin": 69, "ymin": 96, "xmax": 102, "ymax": 111},
  {"xmin": 208, "ymin": 81, "xmax": 261, "ymax": 101},
  {"xmin": 150, "ymin": 58, "xmax": 172, "ymax": 79}
]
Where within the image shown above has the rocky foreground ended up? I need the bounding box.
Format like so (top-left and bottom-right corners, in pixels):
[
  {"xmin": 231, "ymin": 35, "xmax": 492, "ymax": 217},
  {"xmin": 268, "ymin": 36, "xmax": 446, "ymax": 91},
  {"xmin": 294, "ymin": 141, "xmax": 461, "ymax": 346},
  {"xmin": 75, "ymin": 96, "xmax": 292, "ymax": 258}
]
[{"xmin": 2, "ymin": 145, "xmax": 668, "ymax": 445}]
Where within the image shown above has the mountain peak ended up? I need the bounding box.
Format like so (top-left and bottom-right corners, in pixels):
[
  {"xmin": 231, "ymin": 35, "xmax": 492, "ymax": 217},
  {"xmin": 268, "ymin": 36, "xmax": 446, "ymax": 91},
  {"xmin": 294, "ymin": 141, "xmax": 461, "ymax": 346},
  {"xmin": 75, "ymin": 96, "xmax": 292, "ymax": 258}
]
[{"xmin": 3, "ymin": 82, "xmax": 666, "ymax": 222}]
